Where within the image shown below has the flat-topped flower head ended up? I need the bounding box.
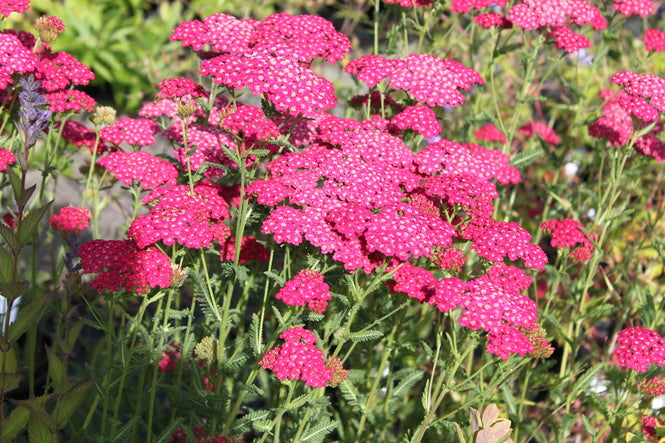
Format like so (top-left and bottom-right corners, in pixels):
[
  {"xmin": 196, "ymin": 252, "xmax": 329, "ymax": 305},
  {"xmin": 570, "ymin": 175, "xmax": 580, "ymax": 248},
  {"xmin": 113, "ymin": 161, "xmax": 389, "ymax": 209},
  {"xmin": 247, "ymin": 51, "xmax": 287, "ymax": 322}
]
[
  {"xmin": 345, "ymin": 54, "xmax": 483, "ymax": 108},
  {"xmin": 49, "ymin": 207, "xmax": 91, "ymax": 232},
  {"xmin": 638, "ymin": 377, "xmax": 665, "ymax": 397},
  {"xmin": 612, "ymin": 0, "xmax": 656, "ymax": 17},
  {"xmin": 98, "ymin": 151, "xmax": 179, "ymax": 190},
  {"xmin": 390, "ymin": 105, "xmax": 441, "ymax": 139},
  {"xmin": 45, "ymin": 89, "xmax": 96, "ymax": 113},
  {"xmin": 474, "ymin": 12, "xmax": 513, "ymax": 29},
  {"xmin": 78, "ymin": 239, "xmax": 177, "ymax": 294},
  {"xmin": 474, "ymin": 124, "xmax": 507, "ymax": 143},
  {"xmin": 643, "ymin": 29, "xmax": 665, "ymax": 52},
  {"xmin": 127, "ymin": 181, "xmax": 231, "ymax": 249},
  {"xmin": 641, "ymin": 415, "xmax": 665, "ymax": 442},
  {"xmin": 251, "ymin": 14, "xmax": 351, "ymax": 65},
  {"xmin": 549, "ymin": 27, "xmax": 590, "ymax": 54},
  {"xmin": 157, "ymin": 77, "xmax": 207, "ymax": 100},
  {"xmin": 0, "ymin": 148, "xmax": 15, "ymax": 170},
  {"xmin": 170, "ymin": 13, "xmax": 257, "ymax": 53},
  {"xmin": 200, "ymin": 52, "xmax": 336, "ymax": 117},
  {"xmin": 519, "ymin": 122, "xmax": 560, "ymax": 145},
  {"xmin": 100, "ymin": 117, "xmax": 160, "ymax": 147},
  {"xmin": 0, "ymin": 0, "xmax": 29, "ymax": 17},
  {"xmin": 36, "ymin": 49, "xmax": 95, "ymax": 91},
  {"xmin": 614, "ymin": 327, "xmax": 665, "ymax": 372},
  {"xmin": 259, "ymin": 327, "xmax": 342, "ymax": 388},
  {"xmin": 540, "ymin": 218, "xmax": 594, "ymax": 262},
  {"xmin": 275, "ymin": 269, "xmax": 331, "ymax": 313},
  {"xmin": 0, "ymin": 33, "xmax": 39, "ymax": 89}
]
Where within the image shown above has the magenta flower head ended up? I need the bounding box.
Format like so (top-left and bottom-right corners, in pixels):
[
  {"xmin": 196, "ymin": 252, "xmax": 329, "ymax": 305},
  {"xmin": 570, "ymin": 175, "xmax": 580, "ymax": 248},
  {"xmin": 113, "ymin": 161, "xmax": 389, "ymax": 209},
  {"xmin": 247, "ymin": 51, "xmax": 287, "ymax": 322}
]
[
  {"xmin": 0, "ymin": 0, "xmax": 30, "ymax": 18},
  {"xmin": 49, "ymin": 206, "xmax": 91, "ymax": 233},
  {"xmin": 276, "ymin": 269, "xmax": 332, "ymax": 314},
  {"xmin": 540, "ymin": 218, "xmax": 595, "ymax": 262},
  {"xmin": 614, "ymin": 327, "xmax": 665, "ymax": 372},
  {"xmin": 259, "ymin": 327, "xmax": 347, "ymax": 388}
]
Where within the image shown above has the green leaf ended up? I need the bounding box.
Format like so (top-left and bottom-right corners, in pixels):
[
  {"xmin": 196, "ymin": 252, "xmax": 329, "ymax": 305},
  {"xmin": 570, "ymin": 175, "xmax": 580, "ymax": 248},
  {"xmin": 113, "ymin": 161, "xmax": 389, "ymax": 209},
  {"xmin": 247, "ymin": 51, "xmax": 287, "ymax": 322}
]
[
  {"xmin": 301, "ymin": 419, "xmax": 336, "ymax": 442},
  {"xmin": 571, "ymin": 364, "xmax": 604, "ymax": 399},
  {"xmin": 0, "ymin": 404, "xmax": 29, "ymax": 440},
  {"xmin": 8, "ymin": 294, "xmax": 50, "ymax": 341},
  {"xmin": 0, "ymin": 281, "xmax": 29, "ymax": 304},
  {"xmin": 500, "ymin": 384, "xmax": 517, "ymax": 417},
  {"xmin": 338, "ymin": 379, "xmax": 364, "ymax": 412},
  {"xmin": 285, "ymin": 392, "xmax": 311, "ymax": 410},
  {"xmin": 510, "ymin": 149, "xmax": 544, "ymax": 169},
  {"xmin": 250, "ymin": 313, "xmax": 262, "ymax": 357},
  {"xmin": 348, "ymin": 329, "xmax": 384, "ymax": 343},
  {"xmin": 28, "ymin": 415, "xmax": 56, "ymax": 443},
  {"xmin": 229, "ymin": 409, "xmax": 271, "ymax": 434},
  {"xmin": 46, "ymin": 348, "xmax": 66, "ymax": 387},
  {"xmin": 392, "ymin": 369, "xmax": 425, "ymax": 400},
  {"xmin": 18, "ymin": 201, "xmax": 53, "ymax": 246},
  {"xmin": 52, "ymin": 379, "xmax": 94, "ymax": 428},
  {"xmin": 0, "ymin": 245, "xmax": 14, "ymax": 283},
  {"xmin": 0, "ymin": 223, "xmax": 20, "ymax": 253}
]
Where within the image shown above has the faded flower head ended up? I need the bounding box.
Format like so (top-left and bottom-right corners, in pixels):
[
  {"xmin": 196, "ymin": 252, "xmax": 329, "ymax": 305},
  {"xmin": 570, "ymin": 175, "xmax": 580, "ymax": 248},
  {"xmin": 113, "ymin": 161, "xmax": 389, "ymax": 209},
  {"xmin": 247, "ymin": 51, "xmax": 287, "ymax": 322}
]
[
  {"xmin": 34, "ymin": 15, "xmax": 65, "ymax": 43},
  {"xmin": 90, "ymin": 106, "xmax": 116, "ymax": 126}
]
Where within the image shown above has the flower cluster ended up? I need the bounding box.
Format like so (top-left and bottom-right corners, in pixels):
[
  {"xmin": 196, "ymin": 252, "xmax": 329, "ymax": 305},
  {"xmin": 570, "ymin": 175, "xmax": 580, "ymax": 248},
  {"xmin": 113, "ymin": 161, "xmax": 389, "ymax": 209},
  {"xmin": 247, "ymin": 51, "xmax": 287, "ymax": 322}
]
[
  {"xmin": 643, "ymin": 29, "xmax": 665, "ymax": 52},
  {"xmin": 608, "ymin": 71, "xmax": 665, "ymax": 122},
  {"xmin": 98, "ymin": 150, "xmax": 179, "ymax": 190},
  {"xmin": 540, "ymin": 218, "xmax": 595, "ymax": 262},
  {"xmin": 49, "ymin": 207, "xmax": 92, "ymax": 232},
  {"xmin": 99, "ymin": 117, "xmax": 160, "ymax": 147},
  {"xmin": 614, "ymin": 327, "xmax": 665, "ymax": 372},
  {"xmin": 259, "ymin": 327, "xmax": 348, "ymax": 387},
  {"xmin": 638, "ymin": 377, "xmax": 665, "ymax": 397},
  {"xmin": 0, "ymin": 148, "xmax": 15, "ymax": 171},
  {"xmin": 276, "ymin": 269, "xmax": 332, "ymax": 314},
  {"xmin": 127, "ymin": 181, "xmax": 231, "ymax": 249},
  {"xmin": 78, "ymin": 240, "xmax": 179, "ymax": 295},
  {"xmin": 641, "ymin": 415, "xmax": 665, "ymax": 442},
  {"xmin": 345, "ymin": 54, "xmax": 483, "ymax": 108}
]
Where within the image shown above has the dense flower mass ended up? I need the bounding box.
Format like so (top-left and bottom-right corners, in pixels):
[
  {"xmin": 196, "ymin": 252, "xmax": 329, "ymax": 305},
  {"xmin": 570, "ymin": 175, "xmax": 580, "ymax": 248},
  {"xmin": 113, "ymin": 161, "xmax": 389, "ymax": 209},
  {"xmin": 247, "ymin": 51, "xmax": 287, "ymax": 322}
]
[
  {"xmin": 614, "ymin": 327, "xmax": 665, "ymax": 372},
  {"xmin": 78, "ymin": 239, "xmax": 178, "ymax": 294},
  {"xmin": 276, "ymin": 269, "xmax": 332, "ymax": 313},
  {"xmin": 98, "ymin": 150, "xmax": 179, "ymax": 190},
  {"xmin": 99, "ymin": 117, "xmax": 160, "ymax": 147},
  {"xmin": 0, "ymin": 33, "xmax": 39, "ymax": 88},
  {"xmin": 612, "ymin": 0, "xmax": 656, "ymax": 17},
  {"xmin": 127, "ymin": 181, "xmax": 231, "ymax": 249},
  {"xmin": 49, "ymin": 206, "xmax": 91, "ymax": 232},
  {"xmin": 0, "ymin": 148, "xmax": 15, "ymax": 170},
  {"xmin": 0, "ymin": 0, "xmax": 29, "ymax": 18},
  {"xmin": 345, "ymin": 54, "xmax": 483, "ymax": 108},
  {"xmin": 540, "ymin": 218, "xmax": 594, "ymax": 262},
  {"xmin": 259, "ymin": 327, "xmax": 348, "ymax": 387},
  {"xmin": 643, "ymin": 29, "xmax": 665, "ymax": 52}
]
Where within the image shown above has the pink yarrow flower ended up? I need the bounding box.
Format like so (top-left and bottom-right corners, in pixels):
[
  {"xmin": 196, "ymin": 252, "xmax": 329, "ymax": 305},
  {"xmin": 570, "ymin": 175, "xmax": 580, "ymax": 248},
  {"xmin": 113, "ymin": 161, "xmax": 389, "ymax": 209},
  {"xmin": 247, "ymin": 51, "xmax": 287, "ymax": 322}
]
[
  {"xmin": 0, "ymin": 0, "xmax": 29, "ymax": 17},
  {"xmin": 638, "ymin": 377, "xmax": 665, "ymax": 397},
  {"xmin": 643, "ymin": 29, "xmax": 665, "ymax": 52},
  {"xmin": 78, "ymin": 239, "xmax": 179, "ymax": 295},
  {"xmin": 259, "ymin": 327, "xmax": 348, "ymax": 387},
  {"xmin": 0, "ymin": 149, "xmax": 15, "ymax": 170},
  {"xmin": 612, "ymin": 0, "xmax": 656, "ymax": 17},
  {"xmin": 49, "ymin": 207, "xmax": 91, "ymax": 232},
  {"xmin": 276, "ymin": 269, "xmax": 332, "ymax": 313},
  {"xmin": 614, "ymin": 327, "xmax": 665, "ymax": 373},
  {"xmin": 474, "ymin": 124, "xmax": 507, "ymax": 143},
  {"xmin": 98, "ymin": 150, "xmax": 179, "ymax": 190},
  {"xmin": 540, "ymin": 218, "xmax": 594, "ymax": 262},
  {"xmin": 100, "ymin": 117, "xmax": 160, "ymax": 147}
]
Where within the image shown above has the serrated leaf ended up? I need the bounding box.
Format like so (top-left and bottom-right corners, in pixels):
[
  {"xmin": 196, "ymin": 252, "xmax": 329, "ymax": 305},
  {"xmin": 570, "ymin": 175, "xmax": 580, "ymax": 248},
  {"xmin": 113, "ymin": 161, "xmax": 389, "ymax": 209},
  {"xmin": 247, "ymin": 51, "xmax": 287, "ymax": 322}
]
[
  {"xmin": 0, "ymin": 280, "xmax": 29, "ymax": 303},
  {"xmin": 27, "ymin": 414, "xmax": 56, "ymax": 443},
  {"xmin": 571, "ymin": 364, "xmax": 604, "ymax": 398},
  {"xmin": 18, "ymin": 201, "xmax": 53, "ymax": 246},
  {"xmin": 301, "ymin": 419, "xmax": 336, "ymax": 442},
  {"xmin": 155, "ymin": 417, "xmax": 183, "ymax": 443},
  {"xmin": 0, "ymin": 223, "xmax": 20, "ymax": 253},
  {"xmin": 52, "ymin": 379, "xmax": 93, "ymax": 428},
  {"xmin": 250, "ymin": 313, "xmax": 262, "ymax": 357},
  {"xmin": 0, "ymin": 245, "xmax": 14, "ymax": 283},
  {"xmin": 339, "ymin": 379, "xmax": 364, "ymax": 412},
  {"xmin": 392, "ymin": 370, "xmax": 424, "ymax": 400},
  {"xmin": 348, "ymin": 329, "xmax": 383, "ymax": 343},
  {"xmin": 229, "ymin": 409, "xmax": 271, "ymax": 433},
  {"xmin": 500, "ymin": 384, "xmax": 517, "ymax": 417},
  {"xmin": 9, "ymin": 294, "xmax": 50, "ymax": 341},
  {"xmin": 510, "ymin": 149, "xmax": 544, "ymax": 169},
  {"xmin": 65, "ymin": 320, "xmax": 85, "ymax": 353},
  {"xmin": 0, "ymin": 403, "xmax": 29, "ymax": 440},
  {"xmin": 46, "ymin": 347, "xmax": 66, "ymax": 387},
  {"xmin": 285, "ymin": 392, "xmax": 311, "ymax": 410}
]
